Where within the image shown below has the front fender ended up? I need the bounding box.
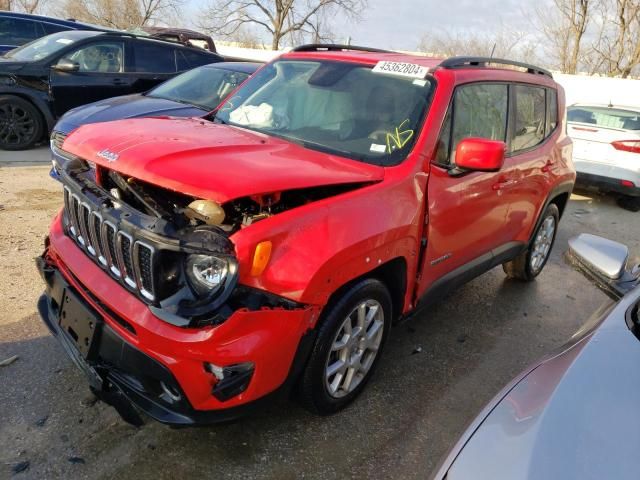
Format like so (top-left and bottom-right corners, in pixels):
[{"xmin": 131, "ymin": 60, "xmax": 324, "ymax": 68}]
[{"xmin": 231, "ymin": 170, "xmax": 427, "ymax": 310}]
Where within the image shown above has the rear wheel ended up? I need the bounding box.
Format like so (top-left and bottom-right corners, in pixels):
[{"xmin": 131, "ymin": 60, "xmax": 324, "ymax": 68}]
[
  {"xmin": 503, "ymin": 203, "xmax": 559, "ymax": 281},
  {"xmin": 298, "ymin": 278, "xmax": 391, "ymax": 415},
  {"xmin": 0, "ymin": 96, "xmax": 44, "ymax": 150},
  {"xmin": 617, "ymin": 195, "xmax": 640, "ymax": 212}
]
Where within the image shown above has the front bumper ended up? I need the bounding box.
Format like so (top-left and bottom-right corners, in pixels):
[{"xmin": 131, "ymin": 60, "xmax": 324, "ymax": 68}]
[{"xmin": 37, "ymin": 217, "xmax": 320, "ymax": 425}]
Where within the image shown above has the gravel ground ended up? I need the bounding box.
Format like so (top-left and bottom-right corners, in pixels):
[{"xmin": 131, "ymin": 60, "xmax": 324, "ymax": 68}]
[{"xmin": 1, "ymin": 147, "xmax": 638, "ymax": 480}]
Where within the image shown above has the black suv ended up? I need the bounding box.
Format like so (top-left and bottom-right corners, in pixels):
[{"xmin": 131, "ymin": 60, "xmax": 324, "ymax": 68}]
[
  {"xmin": 0, "ymin": 30, "xmax": 223, "ymax": 150},
  {"xmin": 0, "ymin": 11, "xmax": 110, "ymax": 55}
]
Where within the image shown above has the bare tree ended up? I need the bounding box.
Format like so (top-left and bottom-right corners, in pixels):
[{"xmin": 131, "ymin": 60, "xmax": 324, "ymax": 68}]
[
  {"xmin": 1, "ymin": 0, "xmax": 47, "ymax": 13},
  {"xmin": 60, "ymin": 0, "xmax": 184, "ymax": 29},
  {"xmin": 535, "ymin": 0, "xmax": 596, "ymax": 73},
  {"xmin": 591, "ymin": 0, "xmax": 640, "ymax": 77},
  {"xmin": 198, "ymin": 0, "xmax": 366, "ymax": 50},
  {"xmin": 417, "ymin": 28, "xmax": 539, "ymax": 65}
]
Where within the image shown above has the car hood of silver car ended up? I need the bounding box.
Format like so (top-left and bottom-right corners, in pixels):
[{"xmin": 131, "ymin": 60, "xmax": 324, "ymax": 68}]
[{"xmin": 436, "ymin": 288, "xmax": 640, "ymax": 480}]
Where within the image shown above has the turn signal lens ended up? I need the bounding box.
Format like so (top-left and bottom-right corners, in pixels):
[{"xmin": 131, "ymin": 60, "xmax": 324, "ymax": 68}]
[
  {"xmin": 621, "ymin": 179, "xmax": 635, "ymax": 188},
  {"xmin": 251, "ymin": 241, "xmax": 272, "ymax": 276}
]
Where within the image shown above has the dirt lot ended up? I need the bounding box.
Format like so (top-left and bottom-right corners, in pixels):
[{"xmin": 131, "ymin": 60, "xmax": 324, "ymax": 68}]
[{"xmin": 1, "ymin": 147, "xmax": 638, "ymax": 480}]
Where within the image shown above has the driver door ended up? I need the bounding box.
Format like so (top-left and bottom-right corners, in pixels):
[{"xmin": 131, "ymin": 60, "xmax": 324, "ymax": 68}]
[
  {"xmin": 49, "ymin": 39, "xmax": 132, "ymax": 117},
  {"xmin": 415, "ymin": 82, "xmax": 515, "ymax": 299}
]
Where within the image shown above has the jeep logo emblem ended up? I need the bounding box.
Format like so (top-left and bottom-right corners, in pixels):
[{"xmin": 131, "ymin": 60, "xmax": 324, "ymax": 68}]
[{"xmin": 97, "ymin": 149, "xmax": 119, "ymax": 163}]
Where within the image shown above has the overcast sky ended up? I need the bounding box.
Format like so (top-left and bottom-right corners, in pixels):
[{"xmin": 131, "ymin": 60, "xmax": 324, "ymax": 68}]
[{"xmin": 186, "ymin": 0, "xmax": 536, "ymax": 51}]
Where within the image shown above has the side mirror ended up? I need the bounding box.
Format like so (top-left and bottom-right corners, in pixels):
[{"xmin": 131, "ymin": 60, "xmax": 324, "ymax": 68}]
[
  {"xmin": 566, "ymin": 233, "xmax": 639, "ymax": 299},
  {"xmin": 455, "ymin": 138, "xmax": 506, "ymax": 172},
  {"xmin": 52, "ymin": 58, "xmax": 80, "ymax": 72}
]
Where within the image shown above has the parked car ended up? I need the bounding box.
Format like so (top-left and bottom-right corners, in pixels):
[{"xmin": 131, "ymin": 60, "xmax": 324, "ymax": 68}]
[
  {"xmin": 141, "ymin": 26, "xmax": 216, "ymax": 52},
  {"xmin": 430, "ymin": 233, "xmax": 640, "ymax": 480},
  {"xmin": 0, "ymin": 11, "xmax": 110, "ymax": 55},
  {"xmin": 0, "ymin": 30, "xmax": 223, "ymax": 150},
  {"xmin": 36, "ymin": 45, "xmax": 575, "ymax": 426},
  {"xmin": 567, "ymin": 104, "xmax": 640, "ymax": 211},
  {"xmin": 50, "ymin": 62, "xmax": 259, "ymax": 153}
]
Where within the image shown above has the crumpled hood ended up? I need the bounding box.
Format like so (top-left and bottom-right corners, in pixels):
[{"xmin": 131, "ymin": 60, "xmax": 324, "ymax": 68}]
[
  {"xmin": 55, "ymin": 94, "xmax": 206, "ymax": 135},
  {"xmin": 62, "ymin": 117, "xmax": 384, "ymax": 203}
]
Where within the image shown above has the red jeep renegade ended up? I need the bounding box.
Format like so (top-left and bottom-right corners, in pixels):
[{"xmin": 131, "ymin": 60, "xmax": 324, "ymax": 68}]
[{"xmin": 38, "ymin": 45, "xmax": 575, "ymax": 425}]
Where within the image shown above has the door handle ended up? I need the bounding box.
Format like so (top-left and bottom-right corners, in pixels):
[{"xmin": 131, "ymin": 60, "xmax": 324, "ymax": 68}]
[
  {"xmin": 492, "ymin": 179, "xmax": 517, "ymax": 191},
  {"xmin": 542, "ymin": 160, "xmax": 554, "ymax": 173},
  {"xmin": 112, "ymin": 78, "xmax": 127, "ymax": 85}
]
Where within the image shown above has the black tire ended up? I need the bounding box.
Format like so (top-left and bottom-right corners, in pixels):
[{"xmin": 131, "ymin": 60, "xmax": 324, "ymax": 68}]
[
  {"xmin": 503, "ymin": 203, "xmax": 560, "ymax": 281},
  {"xmin": 617, "ymin": 195, "xmax": 640, "ymax": 212},
  {"xmin": 298, "ymin": 278, "xmax": 392, "ymax": 415},
  {"xmin": 0, "ymin": 95, "xmax": 44, "ymax": 150}
]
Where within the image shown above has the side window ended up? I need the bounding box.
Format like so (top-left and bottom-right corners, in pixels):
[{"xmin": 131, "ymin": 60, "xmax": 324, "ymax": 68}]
[
  {"xmin": 41, "ymin": 23, "xmax": 71, "ymax": 35},
  {"xmin": 0, "ymin": 18, "xmax": 39, "ymax": 45},
  {"xmin": 434, "ymin": 108, "xmax": 452, "ymax": 165},
  {"xmin": 511, "ymin": 85, "xmax": 546, "ymax": 153},
  {"xmin": 448, "ymin": 83, "xmax": 508, "ymax": 164},
  {"xmin": 546, "ymin": 89, "xmax": 558, "ymax": 136},
  {"xmin": 66, "ymin": 42, "xmax": 124, "ymax": 73},
  {"xmin": 177, "ymin": 49, "xmax": 215, "ymax": 71},
  {"xmin": 133, "ymin": 42, "xmax": 176, "ymax": 73}
]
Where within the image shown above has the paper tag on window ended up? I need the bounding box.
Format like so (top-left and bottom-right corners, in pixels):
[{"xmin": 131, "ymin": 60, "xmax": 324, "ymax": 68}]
[
  {"xmin": 370, "ymin": 143, "xmax": 386, "ymax": 153},
  {"xmin": 372, "ymin": 61, "xmax": 428, "ymax": 79}
]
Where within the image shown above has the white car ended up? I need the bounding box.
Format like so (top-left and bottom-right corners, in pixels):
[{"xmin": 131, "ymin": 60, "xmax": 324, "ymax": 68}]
[{"xmin": 567, "ymin": 104, "xmax": 640, "ymax": 210}]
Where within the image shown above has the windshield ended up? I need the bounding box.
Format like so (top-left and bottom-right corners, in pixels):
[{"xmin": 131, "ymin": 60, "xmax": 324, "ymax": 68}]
[
  {"xmin": 148, "ymin": 66, "xmax": 249, "ymax": 110},
  {"xmin": 5, "ymin": 32, "xmax": 84, "ymax": 61},
  {"xmin": 214, "ymin": 59, "xmax": 434, "ymax": 165}
]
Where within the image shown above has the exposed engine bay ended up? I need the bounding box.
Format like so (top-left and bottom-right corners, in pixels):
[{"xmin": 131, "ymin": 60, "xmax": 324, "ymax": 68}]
[{"xmin": 98, "ymin": 166, "xmax": 364, "ymax": 233}]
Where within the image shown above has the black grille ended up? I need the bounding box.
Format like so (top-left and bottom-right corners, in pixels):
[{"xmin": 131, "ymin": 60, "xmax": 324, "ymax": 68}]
[
  {"xmin": 63, "ymin": 186, "xmax": 156, "ymax": 302},
  {"xmin": 120, "ymin": 234, "xmax": 133, "ymax": 277},
  {"xmin": 138, "ymin": 245, "xmax": 153, "ymax": 291}
]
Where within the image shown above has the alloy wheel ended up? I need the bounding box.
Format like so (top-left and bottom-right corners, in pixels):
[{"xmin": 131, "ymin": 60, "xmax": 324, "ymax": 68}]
[
  {"xmin": 0, "ymin": 103, "xmax": 36, "ymax": 147},
  {"xmin": 530, "ymin": 215, "xmax": 556, "ymax": 273},
  {"xmin": 324, "ymin": 299, "xmax": 385, "ymax": 398}
]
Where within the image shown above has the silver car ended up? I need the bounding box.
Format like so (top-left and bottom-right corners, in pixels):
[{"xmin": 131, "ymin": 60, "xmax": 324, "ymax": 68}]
[{"xmin": 431, "ymin": 234, "xmax": 640, "ymax": 480}]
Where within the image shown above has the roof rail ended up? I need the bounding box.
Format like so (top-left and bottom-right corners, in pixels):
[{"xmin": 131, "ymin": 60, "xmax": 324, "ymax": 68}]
[
  {"xmin": 291, "ymin": 43, "xmax": 393, "ymax": 54},
  {"xmin": 439, "ymin": 56, "xmax": 553, "ymax": 78}
]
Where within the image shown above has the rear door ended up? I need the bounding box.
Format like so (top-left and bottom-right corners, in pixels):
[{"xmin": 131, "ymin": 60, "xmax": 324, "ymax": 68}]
[
  {"xmin": 416, "ymin": 82, "xmax": 512, "ymax": 298},
  {"xmin": 500, "ymin": 84, "xmax": 556, "ymax": 242},
  {"xmin": 49, "ymin": 39, "xmax": 132, "ymax": 116}
]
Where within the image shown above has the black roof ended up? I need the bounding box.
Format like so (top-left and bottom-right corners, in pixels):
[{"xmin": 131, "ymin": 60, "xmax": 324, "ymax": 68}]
[{"xmin": 0, "ymin": 11, "xmax": 115, "ymax": 32}]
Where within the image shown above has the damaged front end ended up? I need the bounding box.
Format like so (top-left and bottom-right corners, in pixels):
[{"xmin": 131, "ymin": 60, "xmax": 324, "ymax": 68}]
[{"xmin": 56, "ymin": 154, "xmax": 303, "ymax": 328}]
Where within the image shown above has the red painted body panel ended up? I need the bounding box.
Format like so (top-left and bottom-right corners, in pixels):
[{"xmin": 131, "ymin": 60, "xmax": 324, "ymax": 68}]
[
  {"xmin": 63, "ymin": 117, "xmax": 385, "ymax": 203},
  {"xmin": 45, "ymin": 51, "xmax": 576, "ymax": 415},
  {"xmin": 47, "ymin": 211, "xmax": 321, "ymax": 410}
]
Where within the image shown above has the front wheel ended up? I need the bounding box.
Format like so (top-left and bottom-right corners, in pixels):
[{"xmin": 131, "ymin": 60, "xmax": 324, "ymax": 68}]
[
  {"xmin": 298, "ymin": 278, "xmax": 392, "ymax": 415},
  {"xmin": 503, "ymin": 203, "xmax": 560, "ymax": 281},
  {"xmin": 0, "ymin": 96, "xmax": 44, "ymax": 150}
]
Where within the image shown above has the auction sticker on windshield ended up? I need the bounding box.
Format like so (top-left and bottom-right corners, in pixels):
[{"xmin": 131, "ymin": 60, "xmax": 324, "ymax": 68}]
[{"xmin": 372, "ymin": 61, "xmax": 428, "ymax": 79}]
